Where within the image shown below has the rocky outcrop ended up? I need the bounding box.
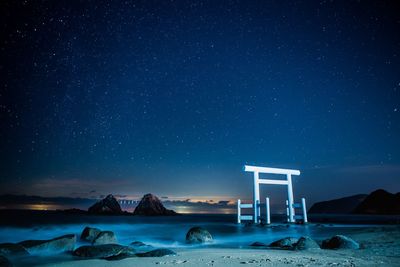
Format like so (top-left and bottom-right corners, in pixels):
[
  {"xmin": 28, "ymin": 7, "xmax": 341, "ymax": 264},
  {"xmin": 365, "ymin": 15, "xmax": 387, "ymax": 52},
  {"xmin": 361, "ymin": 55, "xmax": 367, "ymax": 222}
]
[
  {"xmin": 92, "ymin": 231, "xmax": 117, "ymax": 245},
  {"xmin": 294, "ymin": 236, "xmax": 320, "ymax": 250},
  {"xmin": 185, "ymin": 227, "xmax": 213, "ymax": 244},
  {"xmin": 0, "ymin": 243, "xmax": 29, "ymax": 256},
  {"xmin": 250, "ymin": 241, "xmax": 268, "ymax": 247},
  {"xmin": 136, "ymin": 248, "xmax": 176, "ymax": 257},
  {"xmin": 73, "ymin": 244, "xmax": 135, "ymax": 259},
  {"xmin": 308, "ymin": 194, "xmax": 367, "ymax": 214},
  {"xmin": 88, "ymin": 195, "xmax": 123, "ymax": 215},
  {"xmin": 353, "ymin": 189, "xmax": 400, "ymax": 215},
  {"xmin": 269, "ymin": 237, "xmax": 298, "ymax": 249},
  {"xmin": 18, "ymin": 234, "xmax": 76, "ymax": 254},
  {"xmin": 133, "ymin": 194, "xmax": 176, "ymax": 216},
  {"xmin": 80, "ymin": 227, "xmax": 101, "ymax": 243},
  {"xmin": 322, "ymin": 235, "xmax": 360, "ymax": 249}
]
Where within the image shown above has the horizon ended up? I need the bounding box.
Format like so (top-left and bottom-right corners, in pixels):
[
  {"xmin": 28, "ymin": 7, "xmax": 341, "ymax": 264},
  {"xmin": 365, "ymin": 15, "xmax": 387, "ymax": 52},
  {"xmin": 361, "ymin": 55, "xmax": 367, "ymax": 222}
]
[{"xmin": 1, "ymin": 1, "xmax": 400, "ymax": 213}]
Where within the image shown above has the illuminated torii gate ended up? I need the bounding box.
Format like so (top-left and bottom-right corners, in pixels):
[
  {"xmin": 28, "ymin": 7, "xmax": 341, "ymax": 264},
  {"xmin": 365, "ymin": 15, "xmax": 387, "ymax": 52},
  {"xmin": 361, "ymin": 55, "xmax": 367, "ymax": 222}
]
[{"xmin": 242, "ymin": 165, "xmax": 302, "ymax": 223}]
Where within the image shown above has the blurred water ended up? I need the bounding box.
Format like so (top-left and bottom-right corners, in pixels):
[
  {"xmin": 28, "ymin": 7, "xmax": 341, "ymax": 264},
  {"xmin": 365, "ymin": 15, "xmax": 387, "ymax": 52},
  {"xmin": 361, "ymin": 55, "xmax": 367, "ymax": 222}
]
[{"xmin": 1, "ymin": 211, "xmax": 395, "ymax": 248}]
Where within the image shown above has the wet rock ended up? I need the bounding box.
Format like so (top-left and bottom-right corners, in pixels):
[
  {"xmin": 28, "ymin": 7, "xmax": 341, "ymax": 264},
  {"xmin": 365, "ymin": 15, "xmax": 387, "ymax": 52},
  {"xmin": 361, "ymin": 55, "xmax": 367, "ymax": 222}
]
[
  {"xmin": 294, "ymin": 236, "xmax": 320, "ymax": 250},
  {"xmin": 18, "ymin": 234, "xmax": 76, "ymax": 254},
  {"xmin": 92, "ymin": 231, "xmax": 117, "ymax": 245},
  {"xmin": 0, "ymin": 243, "xmax": 29, "ymax": 256},
  {"xmin": 185, "ymin": 227, "xmax": 213, "ymax": 244},
  {"xmin": 250, "ymin": 241, "xmax": 268, "ymax": 247},
  {"xmin": 73, "ymin": 244, "xmax": 135, "ymax": 259},
  {"xmin": 133, "ymin": 194, "xmax": 177, "ymax": 216},
  {"xmin": 80, "ymin": 227, "xmax": 101, "ymax": 243},
  {"xmin": 0, "ymin": 255, "xmax": 12, "ymax": 267},
  {"xmin": 136, "ymin": 248, "xmax": 176, "ymax": 257},
  {"xmin": 321, "ymin": 235, "xmax": 360, "ymax": 249},
  {"xmin": 130, "ymin": 241, "xmax": 147, "ymax": 247},
  {"xmin": 269, "ymin": 237, "xmax": 298, "ymax": 249}
]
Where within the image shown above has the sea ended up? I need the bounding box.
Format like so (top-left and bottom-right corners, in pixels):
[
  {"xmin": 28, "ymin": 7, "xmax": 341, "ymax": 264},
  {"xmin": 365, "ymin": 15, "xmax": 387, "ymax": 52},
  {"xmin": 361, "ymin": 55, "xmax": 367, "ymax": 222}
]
[{"xmin": 1, "ymin": 210, "xmax": 399, "ymax": 249}]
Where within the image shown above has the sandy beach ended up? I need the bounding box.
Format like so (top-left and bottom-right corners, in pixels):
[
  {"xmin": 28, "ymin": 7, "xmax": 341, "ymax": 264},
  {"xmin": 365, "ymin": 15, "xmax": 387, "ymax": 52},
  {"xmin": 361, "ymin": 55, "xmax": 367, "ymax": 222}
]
[{"xmin": 36, "ymin": 226, "xmax": 400, "ymax": 267}]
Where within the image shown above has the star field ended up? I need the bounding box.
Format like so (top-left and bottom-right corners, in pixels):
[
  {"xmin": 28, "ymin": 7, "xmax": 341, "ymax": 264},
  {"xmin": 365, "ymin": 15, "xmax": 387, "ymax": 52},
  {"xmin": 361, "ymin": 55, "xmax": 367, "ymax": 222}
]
[{"xmin": 0, "ymin": 1, "xmax": 399, "ymax": 205}]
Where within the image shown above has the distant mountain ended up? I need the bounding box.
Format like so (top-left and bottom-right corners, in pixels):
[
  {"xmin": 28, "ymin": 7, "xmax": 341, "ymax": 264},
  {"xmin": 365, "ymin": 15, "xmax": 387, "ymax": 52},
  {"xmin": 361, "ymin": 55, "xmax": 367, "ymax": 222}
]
[
  {"xmin": 353, "ymin": 189, "xmax": 400, "ymax": 215},
  {"xmin": 308, "ymin": 194, "xmax": 367, "ymax": 214}
]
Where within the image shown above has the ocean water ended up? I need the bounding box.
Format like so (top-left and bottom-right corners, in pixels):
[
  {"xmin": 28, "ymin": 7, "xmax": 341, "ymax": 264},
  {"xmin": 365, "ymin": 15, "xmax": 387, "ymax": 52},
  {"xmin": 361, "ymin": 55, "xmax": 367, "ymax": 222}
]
[{"xmin": 1, "ymin": 210, "xmax": 398, "ymax": 249}]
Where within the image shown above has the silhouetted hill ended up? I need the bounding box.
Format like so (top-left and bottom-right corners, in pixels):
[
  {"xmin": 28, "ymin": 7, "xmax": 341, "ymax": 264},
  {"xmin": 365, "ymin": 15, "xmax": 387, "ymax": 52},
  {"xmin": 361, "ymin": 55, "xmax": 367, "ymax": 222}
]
[
  {"xmin": 353, "ymin": 189, "xmax": 400, "ymax": 215},
  {"xmin": 308, "ymin": 194, "xmax": 367, "ymax": 214}
]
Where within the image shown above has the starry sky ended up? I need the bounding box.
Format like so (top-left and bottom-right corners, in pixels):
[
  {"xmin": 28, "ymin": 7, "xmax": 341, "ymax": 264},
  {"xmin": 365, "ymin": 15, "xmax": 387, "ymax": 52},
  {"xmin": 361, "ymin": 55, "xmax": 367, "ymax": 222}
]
[{"xmin": 0, "ymin": 0, "xmax": 399, "ymax": 211}]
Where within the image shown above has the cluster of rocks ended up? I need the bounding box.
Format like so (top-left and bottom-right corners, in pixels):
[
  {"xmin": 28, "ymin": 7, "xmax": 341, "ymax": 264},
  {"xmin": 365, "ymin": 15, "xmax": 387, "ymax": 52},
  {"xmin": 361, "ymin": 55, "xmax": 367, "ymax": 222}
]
[
  {"xmin": 251, "ymin": 234, "xmax": 360, "ymax": 250},
  {"xmin": 0, "ymin": 225, "xmax": 214, "ymax": 265}
]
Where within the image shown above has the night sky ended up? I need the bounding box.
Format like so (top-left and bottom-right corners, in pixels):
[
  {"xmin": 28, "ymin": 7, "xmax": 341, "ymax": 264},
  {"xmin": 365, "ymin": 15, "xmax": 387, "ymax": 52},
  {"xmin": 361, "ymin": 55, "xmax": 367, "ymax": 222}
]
[{"xmin": 1, "ymin": 1, "xmax": 399, "ymax": 211}]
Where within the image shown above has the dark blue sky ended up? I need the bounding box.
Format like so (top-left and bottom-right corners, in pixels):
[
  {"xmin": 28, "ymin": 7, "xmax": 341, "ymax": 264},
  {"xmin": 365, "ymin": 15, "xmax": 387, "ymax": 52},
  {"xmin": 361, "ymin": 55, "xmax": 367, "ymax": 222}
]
[{"xmin": 1, "ymin": 1, "xmax": 399, "ymax": 210}]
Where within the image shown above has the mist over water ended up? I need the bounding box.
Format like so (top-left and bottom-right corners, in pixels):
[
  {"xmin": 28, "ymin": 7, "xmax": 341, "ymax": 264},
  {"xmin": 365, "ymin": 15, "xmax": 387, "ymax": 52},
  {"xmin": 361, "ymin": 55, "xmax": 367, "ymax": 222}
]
[{"xmin": 1, "ymin": 212, "xmax": 393, "ymax": 249}]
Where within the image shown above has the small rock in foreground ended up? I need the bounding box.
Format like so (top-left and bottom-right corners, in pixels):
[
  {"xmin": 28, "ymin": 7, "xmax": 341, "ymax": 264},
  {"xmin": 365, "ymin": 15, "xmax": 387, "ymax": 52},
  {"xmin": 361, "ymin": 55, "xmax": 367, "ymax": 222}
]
[
  {"xmin": 136, "ymin": 248, "xmax": 176, "ymax": 257},
  {"xmin": 80, "ymin": 227, "xmax": 101, "ymax": 243},
  {"xmin": 294, "ymin": 236, "xmax": 320, "ymax": 250},
  {"xmin": 185, "ymin": 227, "xmax": 213, "ymax": 244},
  {"xmin": 92, "ymin": 231, "xmax": 117, "ymax": 245},
  {"xmin": 269, "ymin": 237, "xmax": 299, "ymax": 249},
  {"xmin": 18, "ymin": 234, "xmax": 76, "ymax": 254},
  {"xmin": 0, "ymin": 243, "xmax": 29, "ymax": 256},
  {"xmin": 322, "ymin": 235, "xmax": 360, "ymax": 249},
  {"xmin": 73, "ymin": 244, "xmax": 135, "ymax": 259}
]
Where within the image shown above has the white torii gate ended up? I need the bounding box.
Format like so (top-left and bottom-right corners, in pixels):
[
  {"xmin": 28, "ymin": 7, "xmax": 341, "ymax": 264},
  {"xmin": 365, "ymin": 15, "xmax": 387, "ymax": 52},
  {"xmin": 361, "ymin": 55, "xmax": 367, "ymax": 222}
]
[{"xmin": 244, "ymin": 165, "xmax": 301, "ymax": 223}]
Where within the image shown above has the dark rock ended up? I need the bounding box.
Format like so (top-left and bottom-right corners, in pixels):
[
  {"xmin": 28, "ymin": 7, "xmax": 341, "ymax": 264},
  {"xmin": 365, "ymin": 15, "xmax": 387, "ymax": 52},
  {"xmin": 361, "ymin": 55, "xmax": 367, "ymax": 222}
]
[
  {"xmin": 294, "ymin": 236, "xmax": 320, "ymax": 250},
  {"xmin": 353, "ymin": 189, "xmax": 400, "ymax": 215},
  {"xmin": 92, "ymin": 231, "xmax": 117, "ymax": 245},
  {"xmin": 308, "ymin": 194, "xmax": 367, "ymax": 214},
  {"xmin": 250, "ymin": 242, "xmax": 268, "ymax": 247},
  {"xmin": 269, "ymin": 237, "xmax": 298, "ymax": 249},
  {"xmin": 136, "ymin": 248, "xmax": 176, "ymax": 257},
  {"xmin": 0, "ymin": 255, "xmax": 12, "ymax": 267},
  {"xmin": 18, "ymin": 234, "xmax": 76, "ymax": 254},
  {"xmin": 80, "ymin": 227, "xmax": 101, "ymax": 243},
  {"xmin": 133, "ymin": 194, "xmax": 177, "ymax": 216},
  {"xmin": 0, "ymin": 243, "xmax": 29, "ymax": 256},
  {"xmin": 73, "ymin": 244, "xmax": 135, "ymax": 259},
  {"xmin": 130, "ymin": 241, "xmax": 147, "ymax": 247},
  {"xmin": 185, "ymin": 227, "xmax": 213, "ymax": 244},
  {"xmin": 88, "ymin": 194, "xmax": 123, "ymax": 215},
  {"xmin": 321, "ymin": 235, "xmax": 360, "ymax": 249}
]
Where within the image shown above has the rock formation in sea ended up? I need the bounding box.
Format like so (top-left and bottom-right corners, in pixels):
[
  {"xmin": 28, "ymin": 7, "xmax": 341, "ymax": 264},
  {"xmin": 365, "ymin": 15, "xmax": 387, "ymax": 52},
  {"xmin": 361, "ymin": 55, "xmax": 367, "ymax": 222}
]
[
  {"xmin": 353, "ymin": 189, "xmax": 400, "ymax": 215},
  {"xmin": 133, "ymin": 193, "xmax": 177, "ymax": 216},
  {"xmin": 88, "ymin": 194, "xmax": 123, "ymax": 215}
]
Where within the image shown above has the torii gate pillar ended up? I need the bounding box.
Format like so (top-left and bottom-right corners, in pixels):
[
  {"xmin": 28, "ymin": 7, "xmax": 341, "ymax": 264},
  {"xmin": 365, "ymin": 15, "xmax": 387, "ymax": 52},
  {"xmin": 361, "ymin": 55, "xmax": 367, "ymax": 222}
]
[{"xmin": 244, "ymin": 165, "xmax": 300, "ymax": 223}]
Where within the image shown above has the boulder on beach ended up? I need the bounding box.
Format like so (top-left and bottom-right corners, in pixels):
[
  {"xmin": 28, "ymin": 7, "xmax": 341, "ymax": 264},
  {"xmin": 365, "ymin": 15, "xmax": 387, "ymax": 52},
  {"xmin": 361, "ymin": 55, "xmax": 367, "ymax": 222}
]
[
  {"xmin": 0, "ymin": 243, "xmax": 29, "ymax": 256},
  {"xmin": 88, "ymin": 194, "xmax": 123, "ymax": 215},
  {"xmin": 18, "ymin": 234, "xmax": 76, "ymax": 254},
  {"xmin": 136, "ymin": 248, "xmax": 176, "ymax": 257},
  {"xmin": 269, "ymin": 237, "xmax": 299, "ymax": 250},
  {"xmin": 250, "ymin": 241, "xmax": 268, "ymax": 247},
  {"xmin": 322, "ymin": 235, "xmax": 360, "ymax": 249},
  {"xmin": 133, "ymin": 194, "xmax": 177, "ymax": 216},
  {"xmin": 0, "ymin": 255, "xmax": 12, "ymax": 267},
  {"xmin": 185, "ymin": 227, "xmax": 213, "ymax": 244},
  {"xmin": 80, "ymin": 227, "xmax": 101, "ymax": 242},
  {"xmin": 73, "ymin": 244, "xmax": 136, "ymax": 259},
  {"xmin": 92, "ymin": 231, "xmax": 117, "ymax": 245},
  {"xmin": 294, "ymin": 236, "xmax": 320, "ymax": 250}
]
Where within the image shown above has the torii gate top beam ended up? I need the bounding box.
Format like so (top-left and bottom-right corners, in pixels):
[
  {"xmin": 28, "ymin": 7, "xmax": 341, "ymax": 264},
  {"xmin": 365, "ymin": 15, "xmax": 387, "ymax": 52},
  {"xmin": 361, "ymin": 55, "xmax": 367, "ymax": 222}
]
[{"xmin": 244, "ymin": 165, "xmax": 300, "ymax": 176}]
